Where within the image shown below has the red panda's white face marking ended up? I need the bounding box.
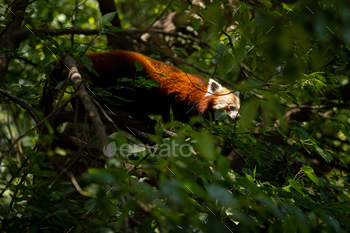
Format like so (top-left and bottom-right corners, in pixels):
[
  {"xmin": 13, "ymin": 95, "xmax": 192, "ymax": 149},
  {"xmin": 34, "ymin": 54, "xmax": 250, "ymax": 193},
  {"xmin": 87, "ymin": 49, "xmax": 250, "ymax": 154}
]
[{"xmin": 205, "ymin": 79, "xmax": 241, "ymax": 120}]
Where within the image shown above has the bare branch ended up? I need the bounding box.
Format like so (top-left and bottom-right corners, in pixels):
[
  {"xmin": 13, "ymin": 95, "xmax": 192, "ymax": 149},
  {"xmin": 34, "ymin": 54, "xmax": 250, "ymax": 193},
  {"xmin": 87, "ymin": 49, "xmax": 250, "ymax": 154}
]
[
  {"xmin": 63, "ymin": 54, "xmax": 110, "ymax": 155},
  {"xmin": 0, "ymin": 88, "xmax": 40, "ymax": 123}
]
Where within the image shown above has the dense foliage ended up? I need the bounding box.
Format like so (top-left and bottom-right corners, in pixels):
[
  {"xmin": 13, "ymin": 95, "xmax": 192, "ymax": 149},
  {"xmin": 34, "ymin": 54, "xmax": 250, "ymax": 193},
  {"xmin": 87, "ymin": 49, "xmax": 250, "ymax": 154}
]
[{"xmin": 1, "ymin": 0, "xmax": 350, "ymax": 232}]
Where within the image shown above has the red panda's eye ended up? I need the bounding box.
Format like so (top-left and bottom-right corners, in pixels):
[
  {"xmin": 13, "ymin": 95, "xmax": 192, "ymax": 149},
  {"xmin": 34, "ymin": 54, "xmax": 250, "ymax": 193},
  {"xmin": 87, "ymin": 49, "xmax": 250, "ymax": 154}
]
[{"xmin": 230, "ymin": 106, "xmax": 234, "ymax": 110}]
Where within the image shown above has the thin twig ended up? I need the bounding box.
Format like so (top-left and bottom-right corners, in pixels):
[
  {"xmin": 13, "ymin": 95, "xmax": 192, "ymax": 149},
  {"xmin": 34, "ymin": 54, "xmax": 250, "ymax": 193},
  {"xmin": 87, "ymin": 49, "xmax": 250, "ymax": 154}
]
[
  {"xmin": 144, "ymin": 0, "xmax": 175, "ymax": 32},
  {"xmin": 0, "ymin": 88, "xmax": 41, "ymax": 123}
]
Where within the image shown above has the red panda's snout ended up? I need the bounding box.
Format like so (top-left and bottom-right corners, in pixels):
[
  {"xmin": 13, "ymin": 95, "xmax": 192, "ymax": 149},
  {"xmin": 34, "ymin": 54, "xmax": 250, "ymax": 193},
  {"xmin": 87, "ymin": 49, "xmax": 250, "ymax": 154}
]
[{"xmin": 205, "ymin": 79, "xmax": 240, "ymax": 120}]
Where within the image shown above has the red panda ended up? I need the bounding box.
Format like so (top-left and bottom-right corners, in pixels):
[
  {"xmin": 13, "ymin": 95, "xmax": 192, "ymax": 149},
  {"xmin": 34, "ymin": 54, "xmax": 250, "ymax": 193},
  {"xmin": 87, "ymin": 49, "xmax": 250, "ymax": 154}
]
[{"xmin": 84, "ymin": 50, "xmax": 240, "ymax": 124}]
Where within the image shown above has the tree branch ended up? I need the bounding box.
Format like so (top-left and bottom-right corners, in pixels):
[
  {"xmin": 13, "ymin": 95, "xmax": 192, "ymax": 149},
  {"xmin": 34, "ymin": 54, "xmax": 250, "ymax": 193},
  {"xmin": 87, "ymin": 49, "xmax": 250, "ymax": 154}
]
[
  {"xmin": 0, "ymin": 88, "xmax": 41, "ymax": 123},
  {"xmin": 63, "ymin": 54, "xmax": 110, "ymax": 157},
  {"xmin": 282, "ymin": 103, "xmax": 350, "ymax": 109}
]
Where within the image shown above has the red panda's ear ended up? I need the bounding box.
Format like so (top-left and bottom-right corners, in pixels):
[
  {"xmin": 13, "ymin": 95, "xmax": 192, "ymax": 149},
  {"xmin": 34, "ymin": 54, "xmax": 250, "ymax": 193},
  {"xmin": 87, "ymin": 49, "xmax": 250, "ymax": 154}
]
[{"xmin": 205, "ymin": 78, "xmax": 223, "ymax": 97}]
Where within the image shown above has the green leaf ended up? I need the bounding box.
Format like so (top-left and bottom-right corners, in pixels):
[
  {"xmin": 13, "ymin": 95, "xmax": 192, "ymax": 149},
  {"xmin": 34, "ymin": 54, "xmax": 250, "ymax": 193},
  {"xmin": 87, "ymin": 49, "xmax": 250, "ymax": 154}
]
[
  {"xmin": 286, "ymin": 92, "xmax": 298, "ymax": 103},
  {"xmin": 247, "ymin": 134, "xmax": 257, "ymax": 143},
  {"xmin": 253, "ymin": 166, "xmax": 256, "ymax": 180},
  {"xmin": 55, "ymin": 80, "xmax": 66, "ymax": 90},
  {"xmin": 214, "ymin": 109, "xmax": 228, "ymax": 121},
  {"xmin": 315, "ymin": 145, "xmax": 331, "ymax": 163},
  {"xmin": 288, "ymin": 179, "xmax": 306, "ymax": 196},
  {"xmin": 338, "ymin": 122, "xmax": 350, "ymax": 143},
  {"xmin": 301, "ymin": 166, "xmax": 320, "ymax": 185},
  {"xmin": 109, "ymin": 26, "xmax": 123, "ymax": 32},
  {"xmin": 101, "ymin": 28, "xmax": 107, "ymax": 34},
  {"xmin": 65, "ymin": 46, "xmax": 79, "ymax": 54},
  {"xmin": 147, "ymin": 80, "xmax": 160, "ymax": 87},
  {"xmin": 94, "ymin": 90, "xmax": 112, "ymax": 96},
  {"xmin": 113, "ymin": 95, "xmax": 138, "ymax": 102},
  {"xmin": 276, "ymin": 128, "xmax": 287, "ymax": 138},
  {"xmin": 300, "ymin": 166, "xmax": 314, "ymax": 173},
  {"xmin": 252, "ymin": 53, "xmax": 257, "ymax": 70},
  {"xmin": 261, "ymin": 0, "xmax": 272, "ymax": 8},
  {"xmin": 83, "ymin": 55, "xmax": 93, "ymax": 71},
  {"xmin": 328, "ymin": 149, "xmax": 348, "ymax": 168},
  {"xmin": 191, "ymin": 18, "xmax": 199, "ymax": 31},
  {"xmin": 240, "ymin": 2, "xmax": 246, "ymax": 12},
  {"xmin": 307, "ymin": 90, "xmax": 321, "ymax": 106},
  {"xmin": 103, "ymin": 21, "xmax": 112, "ymax": 27},
  {"xmin": 242, "ymin": 8, "xmax": 252, "ymax": 23},
  {"xmin": 232, "ymin": 5, "xmax": 241, "ymax": 17},
  {"xmin": 240, "ymin": 99, "xmax": 259, "ymax": 128},
  {"xmin": 207, "ymin": 184, "xmax": 234, "ymax": 204},
  {"xmin": 58, "ymin": 44, "xmax": 65, "ymax": 53},
  {"xmin": 101, "ymin": 12, "xmax": 116, "ymax": 23},
  {"xmin": 169, "ymin": 106, "xmax": 174, "ymax": 121},
  {"xmin": 155, "ymin": 123, "xmax": 163, "ymax": 139},
  {"xmin": 119, "ymin": 77, "xmax": 131, "ymax": 82},
  {"xmin": 340, "ymin": 193, "xmax": 350, "ymax": 202},
  {"xmin": 106, "ymin": 31, "xmax": 118, "ymax": 36},
  {"xmin": 75, "ymin": 56, "xmax": 84, "ymax": 65},
  {"xmin": 134, "ymin": 61, "xmax": 143, "ymax": 71},
  {"xmin": 255, "ymin": 195, "xmax": 285, "ymax": 219},
  {"xmin": 307, "ymin": 173, "xmax": 320, "ymax": 185},
  {"xmin": 293, "ymin": 126, "xmax": 310, "ymax": 141},
  {"xmin": 118, "ymin": 86, "xmax": 136, "ymax": 92},
  {"xmin": 154, "ymin": 72, "xmax": 168, "ymax": 78},
  {"xmin": 91, "ymin": 68, "xmax": 100, "ymax": 77},
  {"xmin": 208, "ymin": 111, "xmax": 213, "ymax": 122}
]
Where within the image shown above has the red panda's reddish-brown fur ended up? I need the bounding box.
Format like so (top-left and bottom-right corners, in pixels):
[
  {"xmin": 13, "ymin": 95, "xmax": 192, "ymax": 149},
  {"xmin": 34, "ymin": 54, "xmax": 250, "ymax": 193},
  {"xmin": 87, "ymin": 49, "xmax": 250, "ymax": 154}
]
[{"xmin": 85, "ymin": 50, "xmax": 240, "ymax": 123}]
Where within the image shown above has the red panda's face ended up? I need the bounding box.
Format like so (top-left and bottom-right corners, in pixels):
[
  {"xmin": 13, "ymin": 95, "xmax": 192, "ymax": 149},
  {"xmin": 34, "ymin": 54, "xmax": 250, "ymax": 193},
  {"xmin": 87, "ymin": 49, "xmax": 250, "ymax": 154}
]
[
  {"xmin": 205, "ymin": 79, "xmax": 240, "ymax": 120},
  {"xmin": 212, "ymin": 87, "xmax": 240, "ymax": 120}
]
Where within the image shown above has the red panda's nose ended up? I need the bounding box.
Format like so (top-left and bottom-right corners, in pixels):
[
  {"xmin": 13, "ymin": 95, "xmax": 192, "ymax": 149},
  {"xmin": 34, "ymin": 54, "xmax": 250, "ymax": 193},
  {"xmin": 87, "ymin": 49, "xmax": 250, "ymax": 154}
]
[{"xmin": 230, "ymin": 111, "xmax": 240, "ymax": 120}]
